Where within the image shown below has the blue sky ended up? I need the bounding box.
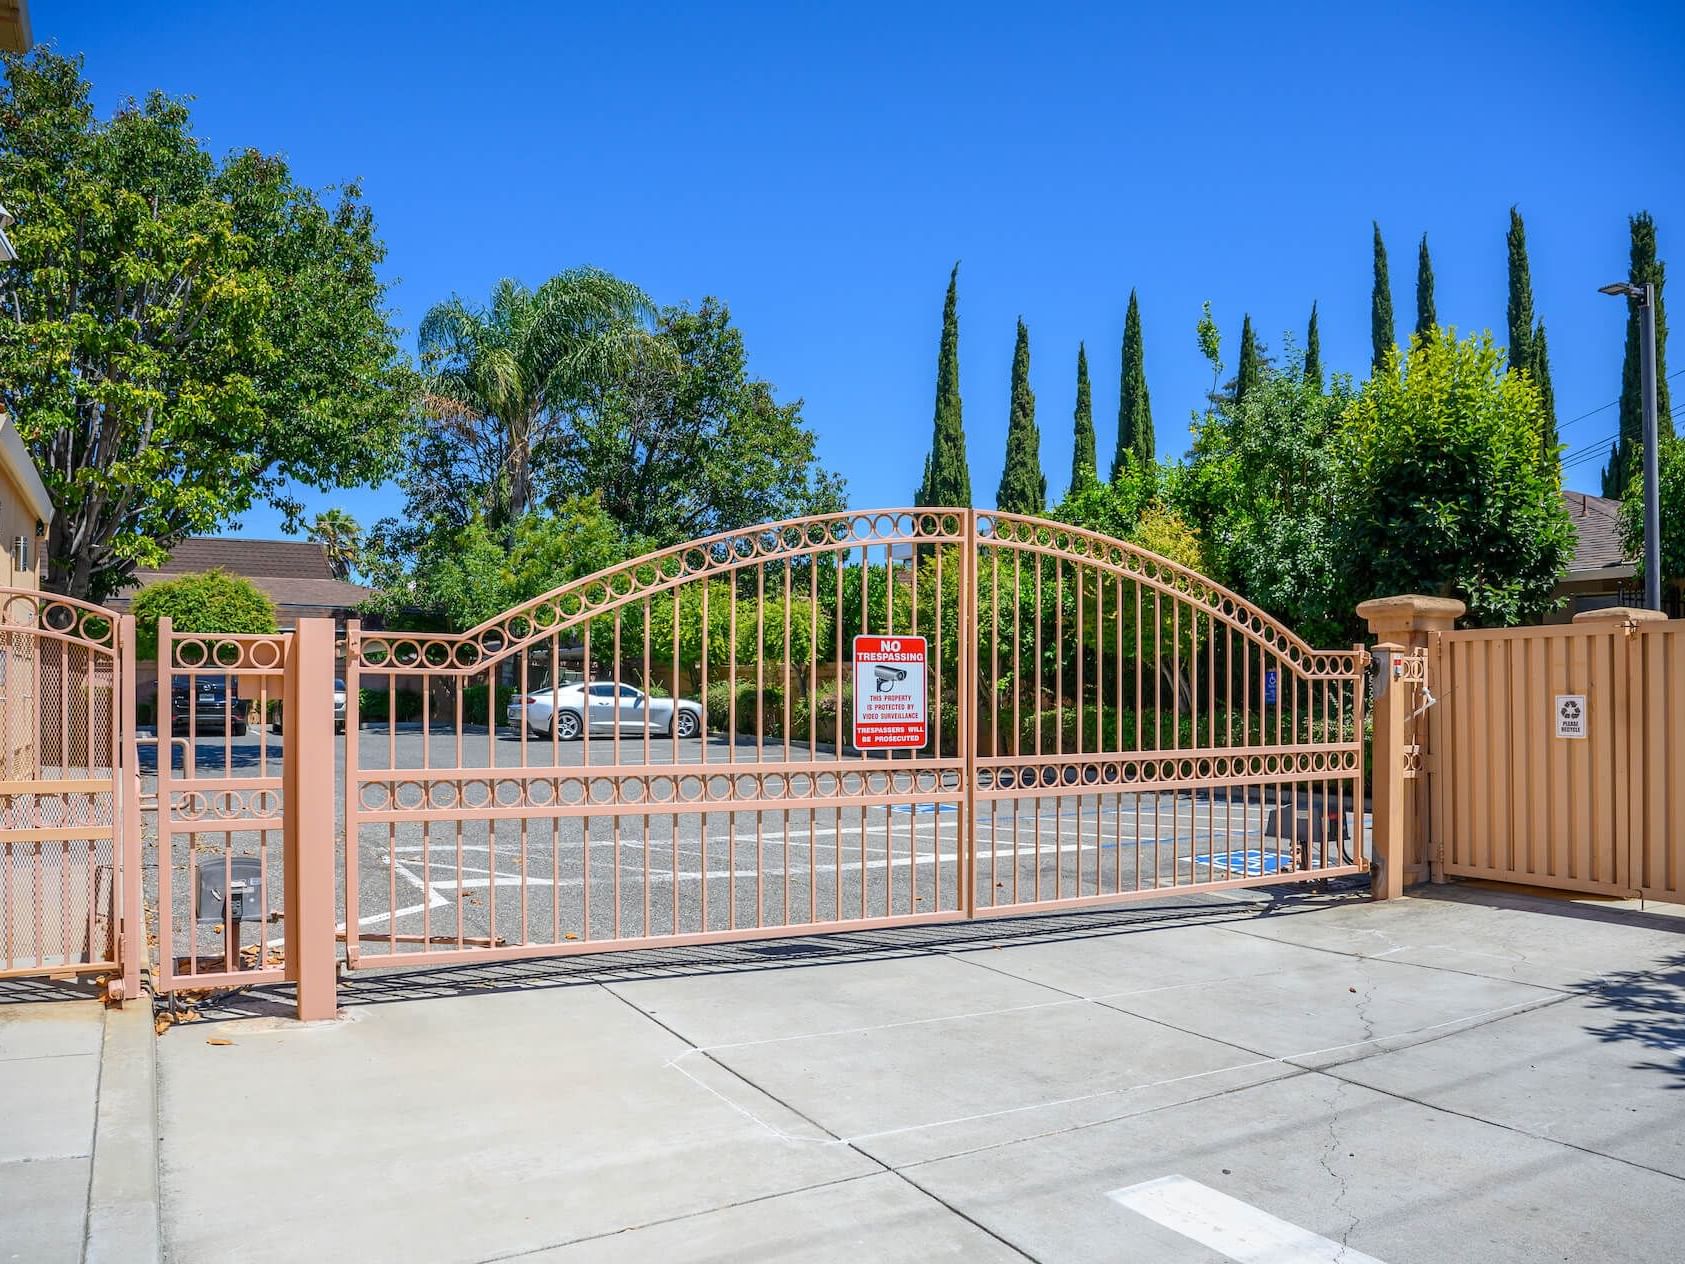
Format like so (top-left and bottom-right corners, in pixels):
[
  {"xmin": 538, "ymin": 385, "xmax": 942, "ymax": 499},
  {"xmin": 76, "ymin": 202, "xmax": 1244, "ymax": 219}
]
[{"xmin": 35, "ymin": 1, "xmax": 1685, "ymax": 538}]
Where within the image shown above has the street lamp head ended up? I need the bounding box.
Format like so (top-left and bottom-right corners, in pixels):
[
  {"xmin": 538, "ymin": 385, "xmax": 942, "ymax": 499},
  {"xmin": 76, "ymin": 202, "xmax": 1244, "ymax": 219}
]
[{"xmin": 1599, "ymin": 281, "xmax": 1643, "ymax": 299}]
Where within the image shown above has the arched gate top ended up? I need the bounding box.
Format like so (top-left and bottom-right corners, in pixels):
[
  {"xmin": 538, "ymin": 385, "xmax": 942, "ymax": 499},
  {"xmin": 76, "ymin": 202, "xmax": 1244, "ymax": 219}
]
[{"xmin": 352, "ymin": 508, "xmax": 1356, "ymax": 679}]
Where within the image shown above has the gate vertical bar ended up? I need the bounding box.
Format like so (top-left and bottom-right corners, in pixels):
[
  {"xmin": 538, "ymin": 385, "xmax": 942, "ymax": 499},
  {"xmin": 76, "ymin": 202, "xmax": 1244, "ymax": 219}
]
[
  {"xmin": 961, "ymin": 509, "xmax": 978, "ymax": 916},
  {"xmin": 343, "ymin": 619, "xmax": 361, "ymax": 968},
  {"xmin": 284, "ymin": 618, "xmax": 338, "ymax": 1020},
  {"xmin": 156, "ymin": 617, "xmax": 176, "ymax": 989},
  {"xmin": 118, "ymin": 614, "xmax": 141, "ymax": 1003}
]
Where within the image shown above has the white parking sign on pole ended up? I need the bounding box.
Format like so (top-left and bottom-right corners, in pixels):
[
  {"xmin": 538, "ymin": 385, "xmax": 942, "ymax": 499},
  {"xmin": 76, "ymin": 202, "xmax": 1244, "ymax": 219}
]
[{"xmin": 853, "ymin": 635, "xmax": 927, "ymax": 749}]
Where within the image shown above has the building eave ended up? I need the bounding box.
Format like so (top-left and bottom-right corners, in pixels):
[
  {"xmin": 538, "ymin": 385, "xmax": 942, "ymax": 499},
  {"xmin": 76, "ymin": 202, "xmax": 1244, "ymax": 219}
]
[{"xmin": 0, "ymin": 410, "xmax": 54, "ymax": 526}]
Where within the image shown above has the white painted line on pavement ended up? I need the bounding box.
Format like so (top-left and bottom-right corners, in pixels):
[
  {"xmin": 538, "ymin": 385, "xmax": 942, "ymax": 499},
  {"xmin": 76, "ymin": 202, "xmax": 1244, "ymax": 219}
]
[{"xmin": 1108, "ymin": 1175, "xmax": 1385, "ymax": 1264}]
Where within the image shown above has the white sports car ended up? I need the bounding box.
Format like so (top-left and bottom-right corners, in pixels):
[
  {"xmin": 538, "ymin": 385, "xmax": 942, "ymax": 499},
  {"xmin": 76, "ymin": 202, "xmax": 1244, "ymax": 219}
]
[{"xmin": 507, "ymin": 683, "xmax": 703, "ymax": 741}]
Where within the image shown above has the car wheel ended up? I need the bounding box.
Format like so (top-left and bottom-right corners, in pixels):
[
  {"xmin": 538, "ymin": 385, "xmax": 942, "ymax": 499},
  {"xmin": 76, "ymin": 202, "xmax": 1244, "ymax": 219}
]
[
  {"xmin": 674, "ymin": 710, "xmax": 700, "ymax": 739},
  {"xmin": 233, "ymin": 722, "xmax": 248, "ymax": 737},
  {"xmin": 554, "ymin": 710, "xmax": 583, "ymax": 741}
]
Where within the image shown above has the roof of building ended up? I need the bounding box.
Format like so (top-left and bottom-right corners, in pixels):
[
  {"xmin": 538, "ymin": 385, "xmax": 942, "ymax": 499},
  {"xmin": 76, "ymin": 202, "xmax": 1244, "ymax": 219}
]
[
  {"xmin": 1562, "ymin": 490, "xmax": 1632, "ymax": 577},
  {"xmin": 118, "ymin": 537, "xmax": 370, "ymax": 610}
]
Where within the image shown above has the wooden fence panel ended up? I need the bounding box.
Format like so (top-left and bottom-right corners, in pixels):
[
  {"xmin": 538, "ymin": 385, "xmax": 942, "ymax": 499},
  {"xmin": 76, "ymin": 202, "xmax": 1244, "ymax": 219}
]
[{"xmin": 1429, "ymin": 617, "xmax": 1683, "ymax": 902}]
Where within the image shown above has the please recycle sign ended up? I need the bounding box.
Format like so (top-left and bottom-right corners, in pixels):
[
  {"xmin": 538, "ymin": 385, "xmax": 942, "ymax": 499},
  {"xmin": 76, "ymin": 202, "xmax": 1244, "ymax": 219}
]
[{"xmin": 853, "ymin": 635, "xmax": 928, "ymax": 749}]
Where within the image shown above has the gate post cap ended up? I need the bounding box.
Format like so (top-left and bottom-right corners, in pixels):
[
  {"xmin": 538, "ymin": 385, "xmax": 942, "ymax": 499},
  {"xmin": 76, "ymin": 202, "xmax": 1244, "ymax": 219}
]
[
  {"xmin": 1572, "ymin": 606, "xmax": 1668, "ymax": 625},
  {"xmin": 1356, "ymin": 594, "xmax": 1466, "ymax": 637}
]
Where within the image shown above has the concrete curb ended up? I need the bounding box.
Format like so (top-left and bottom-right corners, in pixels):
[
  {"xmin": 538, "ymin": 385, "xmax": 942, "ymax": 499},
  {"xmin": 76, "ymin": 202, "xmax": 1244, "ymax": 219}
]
[{"xmin": 85, "ymin": 1000, "xmax": 162, "ymax": 1264}]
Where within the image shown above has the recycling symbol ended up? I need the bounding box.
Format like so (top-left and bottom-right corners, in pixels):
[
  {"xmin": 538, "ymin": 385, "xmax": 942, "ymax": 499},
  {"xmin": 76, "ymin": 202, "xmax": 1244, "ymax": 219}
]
[{"xmin": 1560, "ymin": 699, "xmax": 1581, "ymax": 722}]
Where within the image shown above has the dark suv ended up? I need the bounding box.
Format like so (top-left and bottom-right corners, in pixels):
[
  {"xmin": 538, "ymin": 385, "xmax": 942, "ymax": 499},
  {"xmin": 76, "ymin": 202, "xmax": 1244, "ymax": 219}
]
[{"xmin": 170, "ymin": 675, "xmax": 250, "ymax": 737}]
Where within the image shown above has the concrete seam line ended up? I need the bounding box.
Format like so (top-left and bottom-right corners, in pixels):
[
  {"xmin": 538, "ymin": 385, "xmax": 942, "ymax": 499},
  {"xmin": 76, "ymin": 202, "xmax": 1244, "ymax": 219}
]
[
  {"xmin": 597, "ymin": 983, "xmax": 1039, "ymax": 1261},
  {"xmin": 84, "ymin": 1001, "xmax": 162, "ymax": 1264},
  {"xmin": 469, "ymin": 1172, "xmax": 884, "ymax": 1263},
  {"xmin": 1320, "ymin": 1068, "xmax": 1685, "ymax": 1186}
]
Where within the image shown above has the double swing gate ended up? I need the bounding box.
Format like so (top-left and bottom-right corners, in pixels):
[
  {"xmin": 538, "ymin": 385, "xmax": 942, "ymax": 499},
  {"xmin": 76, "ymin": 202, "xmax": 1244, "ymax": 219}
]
[{"xmin": 5, "ymin": 509, "xmax": 1372, "ymax": 1006}]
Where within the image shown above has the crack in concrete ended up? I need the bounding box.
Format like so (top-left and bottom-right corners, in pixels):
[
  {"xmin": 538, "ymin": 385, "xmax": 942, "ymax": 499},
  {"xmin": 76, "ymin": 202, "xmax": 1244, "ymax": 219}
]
[{"xmin": 1315, "ymin": 1077, "xmax": 1362, "ymax": 1260}]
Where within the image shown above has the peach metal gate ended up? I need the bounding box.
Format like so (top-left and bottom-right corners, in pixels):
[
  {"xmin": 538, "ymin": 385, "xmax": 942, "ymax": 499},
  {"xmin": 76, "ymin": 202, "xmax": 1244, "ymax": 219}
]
[
  {"xmin": 340, "ymin": 510, "xmax": 1368, "ymax": 969},
  {"xmin": 150, "ymin": 620, "xmax": 292, "ymax": 994},
  {"xmin": 0, "ymin": 587, "xmax": 140, "ymax": 998}
]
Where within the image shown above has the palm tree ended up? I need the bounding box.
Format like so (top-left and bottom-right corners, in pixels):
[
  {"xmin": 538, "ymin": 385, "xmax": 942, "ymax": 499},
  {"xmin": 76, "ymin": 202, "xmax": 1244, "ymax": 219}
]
[
  {"xmin": 308, "ymin": 508, "xmax": 363, "ymax": 581},
  {"xmin": 417, "ymin": 270, "xmax": 659, "ymax": 526}
]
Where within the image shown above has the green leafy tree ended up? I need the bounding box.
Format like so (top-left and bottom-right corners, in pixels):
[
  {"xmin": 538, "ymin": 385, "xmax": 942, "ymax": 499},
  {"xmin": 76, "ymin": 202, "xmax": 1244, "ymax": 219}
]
[
  {"xmin": 1304, "ymin": 302, "xmax": 1322, "ymax": 391},
  {"xmin": 1189, "ymin": 363, "xmax": 1353, "ymax": 645},
  {"xmin": 1603, "ymin": 211, "xmax": 1674, "ymax": 496},
  {"xmin": 364, "ymin": 496, "xmax": 632, "ymax": 632},
  {"xmin": 0, "ymin": 49, "xmax": 412, "ymax": 600},
  {"xmin": 1055, "ymin": 452, "xmax": 1163, "ymax": 541},
  {"xmin": 917, "ymin": 264, "xmax": 971, "ymax": 507},
  {"xmin": 417, "ymin": 271, "xmax": 658, "ymax": 529},
  {"xmin": 1371, "ymin": 221, "xmax": 1394, "ymax": 372},
  {"xmin": 1233, "ymin": 315, "xmax": 1261, "ymax": 407},
  {"xmin": 557, "ymin": 298, "xmax": 844, "ymax": 545},
  {"xmin": 130, "ymin": 570, "xmax": 277, "ymax": 662},
  {"xmin": 1069, "ymin": 343, "xmax": 1096, "ymax": 490},
  {"xmin": 1338, "ymin": 330, "xmax": 1573, "ymax": 626},
  {"xmin": 1113, "ymin": 289, "xmax": 1154, "ymax": 476},
  {"xmin": 1506, "ymin": 207, "xmax": 1535, "ymax": 377},
  {"xmin": 1415, "ymin": 233, "xmax": 1436, "ymax": 342},
  {"xmin": 996, "ymin": 319, "xmax": 1045, "ymax": 513},
  {"xmin": 307, "ymin": 509, "xmax": 363, "ymax": 581},
  {"xmin": 1619, "ymin": 433, "xmax": 1685, "ymax": 592}
]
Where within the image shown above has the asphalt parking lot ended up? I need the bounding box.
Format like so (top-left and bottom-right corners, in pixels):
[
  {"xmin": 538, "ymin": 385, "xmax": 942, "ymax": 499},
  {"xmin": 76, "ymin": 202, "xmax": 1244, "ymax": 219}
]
[{"xmin": 141, "ymin": 724, "xmax": 1362, "ymax": 974}]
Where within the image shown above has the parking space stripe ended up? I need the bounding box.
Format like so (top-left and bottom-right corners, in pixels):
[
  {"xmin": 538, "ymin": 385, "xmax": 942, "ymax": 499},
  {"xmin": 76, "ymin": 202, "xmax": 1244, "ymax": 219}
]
[{"xmin": 1108, "ymin": 1175, "xmax": 1385, "ymax": 1264}]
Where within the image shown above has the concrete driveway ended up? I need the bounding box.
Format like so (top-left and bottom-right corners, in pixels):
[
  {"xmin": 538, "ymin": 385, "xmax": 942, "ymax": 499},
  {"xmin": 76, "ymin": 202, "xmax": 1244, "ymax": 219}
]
[{"xmin": 152, "ymin": 882, "xmax": 1685, "ymax": 1263}]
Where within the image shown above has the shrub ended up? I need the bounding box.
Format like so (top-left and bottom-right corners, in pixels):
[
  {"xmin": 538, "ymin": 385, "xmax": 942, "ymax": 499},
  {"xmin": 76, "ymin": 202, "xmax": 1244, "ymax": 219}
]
[
  {"xmin": 462, "ymin": 682, "xmax": 518, "ymax": 726},
  {"xmin": 131, "ymin": 569, "xmax": 277, "ymax": 662},
  {"xmin": 791, "ymin": 679, "xmax": 854, "ymax": 748},
  {"xmin": 703, "ymin": 680, "xmax": 784, "ymax": 736},
  {"xmin": 359, "ymin": 687, "xmax": 424, "ymax": 723}
]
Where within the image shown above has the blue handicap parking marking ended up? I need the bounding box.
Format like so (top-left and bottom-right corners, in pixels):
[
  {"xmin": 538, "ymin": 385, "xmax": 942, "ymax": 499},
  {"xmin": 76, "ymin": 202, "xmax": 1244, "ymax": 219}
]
[
  {"xmin": 1198, "ymin": 849, "xmax": 1290, "ymax": 877},
  {"xmin": 891, "ymin": 802, "xmax": 958, "ymax": 815}
]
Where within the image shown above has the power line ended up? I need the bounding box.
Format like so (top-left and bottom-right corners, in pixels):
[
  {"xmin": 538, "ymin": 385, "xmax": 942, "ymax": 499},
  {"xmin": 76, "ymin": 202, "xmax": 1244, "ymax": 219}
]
[
  {"xmin": 1561, "ymin": 403, "xmax": 1678, "ymax": 474},
  {"xmin": 1554, "ymin": 366, "xmax": 1685, "ymax": 472}
]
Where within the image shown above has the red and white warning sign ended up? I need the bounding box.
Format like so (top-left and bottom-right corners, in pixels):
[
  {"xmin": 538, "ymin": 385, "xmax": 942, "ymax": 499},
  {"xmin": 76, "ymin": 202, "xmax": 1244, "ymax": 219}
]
[{"xmin": 852, "ymin": 635, "xmax": 928, "ymax": 749}]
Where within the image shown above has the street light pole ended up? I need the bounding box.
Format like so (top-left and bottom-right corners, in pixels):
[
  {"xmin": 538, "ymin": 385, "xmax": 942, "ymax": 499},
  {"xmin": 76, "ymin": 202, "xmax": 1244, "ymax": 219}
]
[
  {"xmin": 1639, "ymin": 281, "xmax": 1662, "ymax": 613},
  {"xmin": 1600, "ymin": 279, "xmax": 1664, "ymax": 612}
]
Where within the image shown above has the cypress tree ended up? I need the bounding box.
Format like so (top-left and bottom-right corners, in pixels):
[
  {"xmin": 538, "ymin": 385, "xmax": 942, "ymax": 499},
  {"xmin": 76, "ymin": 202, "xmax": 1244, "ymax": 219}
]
[
  {"xmin": 997, "ymin": 319, "xmax": 1045, "ymax": 514},
  {"xmin": 1304, "ymin": 301, "xmax": 1322, "ymax": 389},
  {"xmin": 1371, "ymin": 221, "xmax": 1394, "ymax": 373},
  {"xmin": 1113, "ymin": 289, "xmax": 1154, "ymax": 477},
  {"xmin": 916, "ymin": 263, "xmax": 971, "ymax": 507},
  {"xmin": 1070, "ymin": 342, "xmax": 1096, "ymax": 489},
  {"xmin": 1233, "ymin": 314, "xmax": 1261, "ymax": 406},
  {"xmin": 1506, "ymin": 207, "xmax": 1535, "ymax": 376},
  {"xmin": 1532, "ymin": 321, "xmax": 1559, "ymax": 465},
  {"xmin": 1415, "ymin": 233, "xmax": 1437, "ymax": 342},
  {"xmin": 1603, "ymin": 211, "xmax": 1674, "ymax": 496}
]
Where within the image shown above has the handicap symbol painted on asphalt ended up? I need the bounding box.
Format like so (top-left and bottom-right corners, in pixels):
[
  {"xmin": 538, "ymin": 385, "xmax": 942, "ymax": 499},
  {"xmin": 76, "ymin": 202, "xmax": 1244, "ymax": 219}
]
[{"xmin": 1196, "ymin": 849, "xmax": 1291, "ymax": 877}]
